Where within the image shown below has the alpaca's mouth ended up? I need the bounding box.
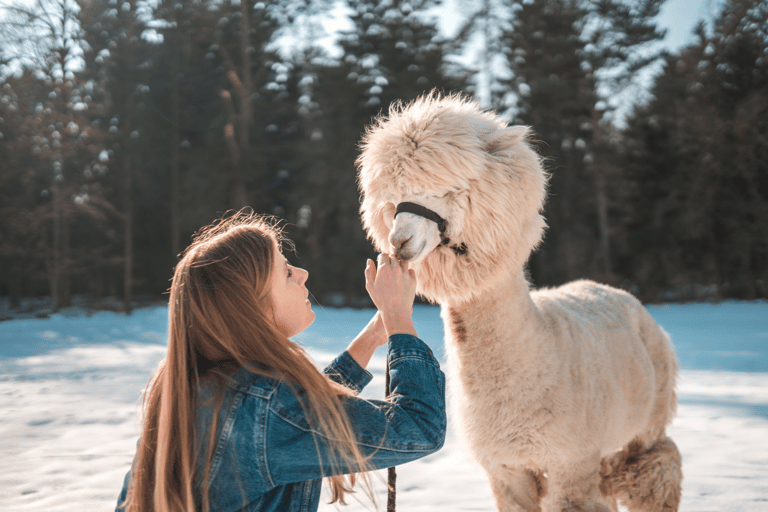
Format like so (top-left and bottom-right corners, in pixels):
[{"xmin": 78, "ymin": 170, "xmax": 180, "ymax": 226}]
[{"xmin": 393, "ymin": 237, "xmax": 429, "ymax": 263}]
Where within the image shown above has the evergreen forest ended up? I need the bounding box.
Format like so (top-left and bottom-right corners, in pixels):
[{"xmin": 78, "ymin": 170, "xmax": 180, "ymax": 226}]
[{"xmin": 0, "ymin": 0, "xmax": 766, "ymax": 313}]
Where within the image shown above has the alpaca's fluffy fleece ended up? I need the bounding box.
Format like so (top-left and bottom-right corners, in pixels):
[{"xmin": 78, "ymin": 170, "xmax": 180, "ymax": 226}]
[
  {"xmin": 357, "ymin": 93, "xmax": 682, "ymax": 512},
  {"xmin": 601, "ymin": 438, "xmax": 683, "ymax": 512}
]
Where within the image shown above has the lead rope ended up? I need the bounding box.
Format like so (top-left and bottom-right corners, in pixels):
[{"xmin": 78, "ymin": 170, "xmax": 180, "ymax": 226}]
[{"xmin": 385, "ymin": 357, "xmax": 396, "ymax": 511}]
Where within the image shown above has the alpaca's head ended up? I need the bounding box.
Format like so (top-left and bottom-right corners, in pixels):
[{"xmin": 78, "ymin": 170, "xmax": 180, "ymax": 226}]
[{"xmin": 357, "ymin": 93, "xmax": 548, "ymax": 304}]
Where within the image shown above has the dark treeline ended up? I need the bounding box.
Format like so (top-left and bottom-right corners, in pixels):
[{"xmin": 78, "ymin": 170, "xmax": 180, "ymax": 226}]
[{"xmin": 0, "ymin": 0, "xmax": 765, "ymax": 314}]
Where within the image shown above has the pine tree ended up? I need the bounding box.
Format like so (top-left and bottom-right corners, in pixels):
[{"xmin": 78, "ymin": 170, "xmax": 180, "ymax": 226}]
[
  {"xmin": 584, "ymin": 0, "xmax": 667, "ymax": 279},
  {"xmin": 450, "ymin": 0, "xmax": 516, "ymax": 106},
  {"xmin": 501, "ymin": 0, "xmax": 596, "ymax": 285},
  {"xmin": 1, "ymin": 0, "xmax": 110, "ymax": 310},
  {"xmin": 78, "ymin": 0, "xmax": 159, "ymax": 311},
  {"xmin": 338, "ymin": 0, "xmax": 465, "ymax": 117},
  {"xmin": 143, "ymin": 0, "xmax": 233, "ymax": 241},
  {"xmin": 498, "ymin": 0, "xmax": 666, "ymax": 286},
  {"xmin": 149, "ymin": 0, "xmax": 204, "ymax": 259},
  {"xmin": 0, "ymin": 73, "xmax": 56, "ymax": 307},
  {"xmin": 184, "ymin": 0, "xmax": 304, "ymax": 214},
  {"xmin": 620, "ymin": 0, "xmax": 768, "ymax": 299},
  {"xmin": 289, "ymin": 59, "xmax": 371, "ymax": 304},
  {"xmin": 697, "ymin": 0, "xmax": 767, "ymax": 298}
]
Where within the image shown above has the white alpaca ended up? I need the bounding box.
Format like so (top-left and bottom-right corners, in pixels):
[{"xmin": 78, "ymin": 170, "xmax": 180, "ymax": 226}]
[{"xmin": 357, "ymin": 94, "xmax": 682, "ymax": 512}]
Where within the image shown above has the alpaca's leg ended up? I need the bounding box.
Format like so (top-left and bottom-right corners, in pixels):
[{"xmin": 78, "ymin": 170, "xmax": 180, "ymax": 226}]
[
  {"xmin": 486, "ymin": 465, "xmax": 546, "ymax": 512},
  {"xmin": 600, "ymin": 437, "xmax": 682, "ymax": 512},
  {"xmin": 541, "ymin": 454, "xmax": 614, "ymax": 512}
]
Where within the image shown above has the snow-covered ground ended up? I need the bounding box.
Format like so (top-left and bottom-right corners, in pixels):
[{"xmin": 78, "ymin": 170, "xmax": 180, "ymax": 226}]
[{"xmin": 1, "ymin": 301, "xmax": 766, "ymax": 511}]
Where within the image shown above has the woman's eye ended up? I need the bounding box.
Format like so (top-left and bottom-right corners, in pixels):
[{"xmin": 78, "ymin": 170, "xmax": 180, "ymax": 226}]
[{"xmin": 287, "ymin": 268, "xmax": 293, "ymax": 278}]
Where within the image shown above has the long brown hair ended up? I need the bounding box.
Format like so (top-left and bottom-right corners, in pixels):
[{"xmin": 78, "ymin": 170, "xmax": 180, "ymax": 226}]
[{"xmin": 122, "ymin": 211, "xmax": 371, "ymax": 512}]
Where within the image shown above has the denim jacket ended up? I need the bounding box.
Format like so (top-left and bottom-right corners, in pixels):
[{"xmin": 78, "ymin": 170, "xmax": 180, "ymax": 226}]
[{"xmin": 116, "ymin": 333, "xmax": 446, "ymax": 512}]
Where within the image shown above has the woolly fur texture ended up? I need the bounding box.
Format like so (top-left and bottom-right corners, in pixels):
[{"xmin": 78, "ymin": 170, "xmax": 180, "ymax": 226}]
[{"xmin": 357, "ymin": 93, "xmax": 682, "ymax": 512}]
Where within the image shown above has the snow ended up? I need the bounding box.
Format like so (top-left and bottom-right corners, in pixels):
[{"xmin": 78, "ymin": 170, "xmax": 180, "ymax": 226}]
[{"xmin": 1, "ymin": 301, "xmax": 766, "ymax": 511}]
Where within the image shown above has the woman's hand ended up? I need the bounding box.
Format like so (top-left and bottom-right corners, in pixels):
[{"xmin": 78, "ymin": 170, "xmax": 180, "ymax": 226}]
[{"xmin": 364, "ymin": 254, "xmax": 417, "ymax": 337}]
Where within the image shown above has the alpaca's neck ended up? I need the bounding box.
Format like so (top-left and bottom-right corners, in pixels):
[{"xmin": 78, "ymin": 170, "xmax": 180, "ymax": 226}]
[{"xmin": 441, "ymin": 270, "xmax": 544, "ymax": 374}]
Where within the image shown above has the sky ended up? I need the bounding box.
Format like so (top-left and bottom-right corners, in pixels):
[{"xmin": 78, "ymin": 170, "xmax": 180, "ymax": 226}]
[{"xmin": 658, "ymin": 0, "xmax": 725, "ymax": 49}]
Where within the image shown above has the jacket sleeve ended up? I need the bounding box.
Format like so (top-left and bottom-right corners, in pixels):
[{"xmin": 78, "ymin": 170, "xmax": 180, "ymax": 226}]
[
  {"xmin": 323, "ymin": 350, "xmax": 373, "ymax": 394},
  {"xmin": 264, "ymin": 334, "xmax": 446, "ymax": 487}
]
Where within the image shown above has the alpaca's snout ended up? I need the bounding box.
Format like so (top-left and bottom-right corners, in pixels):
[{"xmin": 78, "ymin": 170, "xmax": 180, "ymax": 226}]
[
  {"xmin": 390, "ymin": 232, "xmax": 432, "ymax": 263},
  {"xmin": 389, "ymin": 212, "xmax": 442, "ymax": 263},
  {"xmin": 389, "ymin": 232, "xmax": 415, "ymax": 260},
  {"xmin": 390, "ymin": 232, "xmax": 411, "ymax": 251}
]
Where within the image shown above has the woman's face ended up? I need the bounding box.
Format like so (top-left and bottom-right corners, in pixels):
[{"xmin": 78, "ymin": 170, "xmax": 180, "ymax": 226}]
[{"xmin": 268, "ymin": 245, "xmax": 315, "ymax": 338}]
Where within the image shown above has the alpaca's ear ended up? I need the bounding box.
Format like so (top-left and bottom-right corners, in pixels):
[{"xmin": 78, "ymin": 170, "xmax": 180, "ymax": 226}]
[
  {"xmin": 380, "ymin": 201, "xmax": 396, "ymax": 230},
  {"xmin": 485, "ymin": 126, "xmax": 530, "ymax": 156}
]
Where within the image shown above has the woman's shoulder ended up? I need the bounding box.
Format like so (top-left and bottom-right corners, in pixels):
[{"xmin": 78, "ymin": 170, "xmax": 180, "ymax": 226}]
[
  {"xmin": 195, "ymin": 366, "xmax": 289, "ymax": 440},
  {"xmin": 226, "ymin": 365, "xmax": 286, "ymax": 397},
  {"xmin": 198, "ymin": 364, "xmax": 284, "ymax": 402}
]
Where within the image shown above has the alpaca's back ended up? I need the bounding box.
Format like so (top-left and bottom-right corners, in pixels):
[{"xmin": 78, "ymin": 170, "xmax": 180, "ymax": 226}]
[
  {"xmin": 532, "ymin": 279, "xmax": 641, "ymax": 322},
  {"xmin": 531, "ymin": 279, "xmax": 679, "ymax": 441}
]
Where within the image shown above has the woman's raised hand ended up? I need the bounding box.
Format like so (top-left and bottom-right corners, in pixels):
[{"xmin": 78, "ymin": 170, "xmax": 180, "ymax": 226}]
[{"xmin": 364, "ymin": 254, "xmax": 417, "ymax": 337}]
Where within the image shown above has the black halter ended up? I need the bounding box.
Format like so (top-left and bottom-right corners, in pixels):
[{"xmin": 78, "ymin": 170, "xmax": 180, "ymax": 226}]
[{"xmin": 395, "ymin": 202, "xmax": 468, "ymax": 255}]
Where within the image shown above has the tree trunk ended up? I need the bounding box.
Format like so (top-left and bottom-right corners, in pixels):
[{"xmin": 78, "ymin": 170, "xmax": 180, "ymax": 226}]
[
  {"xmin": 592, "ymin": 111, "xmax": 611, "ymax": 278},
  {"xmin": 560, "ymin": 149, "xmax": 578, "ymax": 281},
  {"xmin": 123, "ymin": 153, "xmax": 133, "ymax": 314},
  {"xmin": 218, "ymin": 0, "xmax": 252, "ymax": 209},
  {"xmin": 236, "ymin": 0, "xmax": 251, "ymax": 209},
  {"xmin": 171, "ymin": 40, "xmax": 181, "ymax": 259},
  {"xmin": 479, "ymin": 0, "xmax": 492, "ymax": 107},
  {"xmin": 595, "ymin": 165, "xmax": 611, "ymax": 276},
  {"xmin": 51, "ymin": 183, "xmax": 63, "ymax": 312},
  {"xmin": 9, "ymin": 268, "xmax": 21, "ymax": 310},
  {"xmin": 122, "ymin": 0, "xmax": 136, "ymax": 314},
  {"xmin": 62, "ymin": 212, "xmax": 71, "ymax": 308}
]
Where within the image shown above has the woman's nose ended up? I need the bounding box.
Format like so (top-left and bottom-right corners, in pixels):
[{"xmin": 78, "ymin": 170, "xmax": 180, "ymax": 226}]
[{"xmin": 297, "ymin": 267, "xmax": 309, "ymax": 285}]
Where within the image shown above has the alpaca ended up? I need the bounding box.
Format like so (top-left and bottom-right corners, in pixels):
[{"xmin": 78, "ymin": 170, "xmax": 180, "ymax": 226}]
[{"xmin": 356, "ymin": 94, "xmax": 682, "ymax": 512}]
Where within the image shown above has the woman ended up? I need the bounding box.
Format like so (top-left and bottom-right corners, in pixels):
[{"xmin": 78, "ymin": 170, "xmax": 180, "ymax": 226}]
[{"xmin": 116, "ymin": 212, "xmax": 446, "ymax": 512}]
